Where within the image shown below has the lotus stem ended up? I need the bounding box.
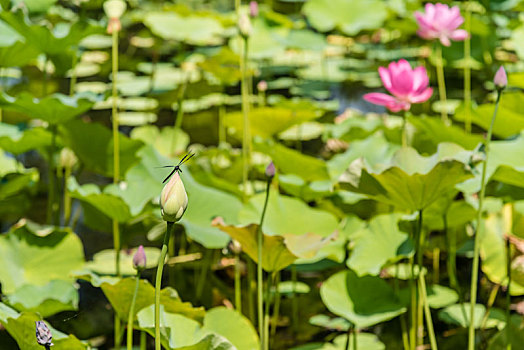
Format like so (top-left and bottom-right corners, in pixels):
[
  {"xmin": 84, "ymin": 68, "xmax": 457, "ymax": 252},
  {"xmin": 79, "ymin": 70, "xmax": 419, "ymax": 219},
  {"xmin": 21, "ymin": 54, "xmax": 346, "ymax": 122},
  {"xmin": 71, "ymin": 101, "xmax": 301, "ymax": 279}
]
[
  {"xmin": 291, "ymin": 265, "xmax": 298, "ymax": 334},
  {"xmin": 127, "ymin": 272, "xmax": 141, "ymax": 350},
  {"xmin": 257, "ymin": 178, "xmax": 271, "ymax": 349},
  {"xmin": 468, "ymin": 89, "xmax": 502, "ymax": 350},
  {"xmin": 235, "ymin": 253, "xmax": 242, "ymax": 313},
  {"xmin": 270, "ymin": 271, "xmax": 280, "ymax": 341},
  {"xmin": 111, "ymin": 25, "xmax": 122, "ymax": 350},
  {"xmin": 241, "ymin": 35, "xmax": 251, "ymax": 200},
  {"xmin": 506, "ymin": 237, "xmax": 512, "ymax": 349},
  {"xmin": 155, "ymin": 221, "xmax": 174, "ymax": 350},
  {"xmin": 140, "ymin": 331, "xmax": 146, "ymax": 350},
  {"xmin": 46, "ymin": 125, "xmax": 57, "ymax": 225},
  {"xmin": 419, "ymin": 270, "xmax": 438, "ymax": 350},
  {"xmin": 63, "ymin": 165, "xmax": 72, "ymax": 226},
  {"xmin": 480, "ymin": 283, "xmax": 499, "ymax": 330},
  {"xmin": 172, "ymin": 80, "xmax": 187, "ymax": 155},
  {"xmin": 464, "ymin": 2, "xmax": 472, "ymax": 133},
  {"xmin": 435, "ymin": 45, "xmax": 449, "ymax": 125},
  {"xmin": 70, "ymin": 49, "xmax": 78, "ymax": 96}
]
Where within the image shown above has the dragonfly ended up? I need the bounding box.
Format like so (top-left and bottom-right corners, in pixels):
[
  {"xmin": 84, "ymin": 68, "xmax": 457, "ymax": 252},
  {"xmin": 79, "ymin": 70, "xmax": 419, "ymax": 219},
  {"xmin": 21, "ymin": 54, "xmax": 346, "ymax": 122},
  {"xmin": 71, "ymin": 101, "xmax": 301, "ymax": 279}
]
[{"xmin": 157, "ymin": 151, "xmax": 194, "ymax": 183}]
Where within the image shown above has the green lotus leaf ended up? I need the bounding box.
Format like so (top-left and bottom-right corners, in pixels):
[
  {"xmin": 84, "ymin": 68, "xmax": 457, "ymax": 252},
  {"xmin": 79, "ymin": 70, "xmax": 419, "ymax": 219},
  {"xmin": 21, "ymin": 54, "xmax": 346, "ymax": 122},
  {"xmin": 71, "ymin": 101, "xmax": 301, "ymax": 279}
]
[
  {"xmin": 239, "ymin": 189, "xmax": 338, "ymax": 238},
  {"xmin": 0, "ymin": 222, "xmax": 84, "ymax": 294},
  {"xmin": 85, "ymin": 247, "xmax": 161, "ymax": 276},
  {"xmin": 0, "ymin": 124, "xmax": 52, "ymax": 154},
  {"xmin": 347, "ymin": 213, "xmax": 412, "ymax": 276},
  {"xmin": 202, "ymin": 307, "xmax": 259, "ymax": 350},
  {"xmin": 131, "ymin": 126, "xmax": 189, "ymax": 157},
  {"xmin": 291, "ymin": 332, "xmax": 385, "ymax": 349},
  {"xmin": 0, "ymin": 303, "xmax": 86, "ymax": 350},
  {"xmin": 59, "ymin": 119, "xmax": 143, "ymax": 177},
  {"xmin": 4, "ymin": 280, "xmax": 78, "ymax": 318},
  {"xmin": 101, "ymin": 278, "xmax": 204, "ymax": 323},
  {"xmin": 426, "ymin": 285, "xmax": 459, "ymax": 309},
  {"xmin": 320, "ymin": 270, "xmax": 406, "ymax": 328},
  {"xmin": 339, "ymin": 144, "xmax": 474, "ymax": 211},
  {"xmin": 0, "ymin": 20, "xmax": 39, "ymax": 67},
  {"xmin": 213, "ymin": 220, "xmax": 297, "ymax": 272},
  {"xmin": 438, "ymin": 303, "xmax": 504, "ymax": 329},
  {"xmin": 230, "ymin": 17, "xmax": 287, "ymax": 59},
  {"xmin": 0, "ymin": 92, "xmax": 96, "ymax": 125},
  {"xmin": 303, "ymin": 0, "xmax": 387, "ymax": 35},
  {"xmin": 144, "ymin": 12, "xmax": 225, "ymax": 46},
  {"xmin": 225, "ymin": 106, "xmax": 320, "ymax": 139}
]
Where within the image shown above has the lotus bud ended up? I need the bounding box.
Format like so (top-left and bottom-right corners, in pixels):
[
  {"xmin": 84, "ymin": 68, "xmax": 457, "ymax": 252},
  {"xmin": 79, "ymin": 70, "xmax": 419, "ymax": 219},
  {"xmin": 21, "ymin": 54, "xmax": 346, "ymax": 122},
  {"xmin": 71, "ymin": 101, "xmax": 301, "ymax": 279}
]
[
  {"xmin": 35, "ymin": 321, "xmax": 53, "ymax": 347},
  {"xmin": 238, "ymin": 12, "xmax": 252, "ymax": 37},
  {"xmin": 103, "ymin": 0, "xmax": 126, "ymax": 19},
  {"xmin": 249, "ymin": 1, "xmax": 259, "ymax": 17},
  {"xmin": 160, "ymin": 172, "xmax": 188, "ymax": 222},
  {"xmin": 133, "ymin": 245, "xmax": 146, "ymax": 271},
  {"xmin": 494, "ymin": 66, "xmax": 507, "ymax": 90},
  {"xmin": 59, "ymin": 147, "xmax": 78, "ymax": 170},
  {"xmin": 265, "ymin": 161, "xmax": 275, "ymax": 178},
  {"xmin": 257, "ymin": 80, "xmax": 267, "ymax": 92}
]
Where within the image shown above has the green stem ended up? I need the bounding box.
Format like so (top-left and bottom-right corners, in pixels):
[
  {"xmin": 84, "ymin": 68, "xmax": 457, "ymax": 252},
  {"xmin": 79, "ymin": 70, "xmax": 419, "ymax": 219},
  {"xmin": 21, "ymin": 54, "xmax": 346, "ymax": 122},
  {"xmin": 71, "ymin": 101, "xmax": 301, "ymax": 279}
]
[
  {"xmin": 464, "ymin": 2, "xmax": 472, "ymax": 133},
  {"xmin": 155, "ymin": 222, "xmax": 174, "ymax": 350},
  {"xmin": 70, "ymin": 49, "xmax": 78, "ymax": 96},
  {"xmin": 395, "ymin": 264, "xmax": 410, "ymax": 350},
  {"xmin": 241, "ymin": 36, "xmax": 251, "ymax": 200},
  {"xmin": 196, "ymin": 249, "xmax": 212, "ymax": 302},
  {"xmin": 127, "ymin": 272, "xmax": 141, "ymax": 350},
  {"xmin": 263, "ymin": 273, "xmax": 274, "ymax": 350},
  {"xmin": 344, "ymin": 324, "xmax": 351, "ymax": 350},
  {"xmin": 248, "ymin": 259, "xmax": 255, "ymax": 323},
  {"xmin": 506, "ymin": 238, "xmax": 512, "ymax": 350},
  {"xmin": 218, "ymin": 103, "xmax": 226, "ymax": 146},
  {"xmin": 480, "ymin": 284, "xmax": 499, "ymax": 330},
  {"xmin": 445, "ymin": 217, "xmax": 459, "ymax": 292},
  {"xmin": 291, "ymin": 265, "xmax": 298, "ymax": 334},
  {"xmin": 416, "ymin": 210, "xmax": 425, "ymax": 347},
  {"xmin": 46, "ymin": 125, "xmax": 57, "ymax": 225},
  {"xmin": 401, "ymin": 113, "xmax": 408, "ymax": 148},
  {"xmin": 409, "ymin": 256, "xmax": 416, "ymax": 350},
  {"xmin": 468, "ymin": 89, "xmax": 502, "ymax": 350},
  {"xmin": 63, "ymin": 166, "xmax": 72, "ymax": 226},
  {"xmin": 270, "ymin": 271, "xmax": 280, "ymax": 341},
  {"xmin": 235, "ymin": 254, "xmax": 242, "ymax": 313},
  {"xmin": 435, "ymin": 45, "xmax": 449, "ymax": 125},
  {"xmin": 419, "ymin": 270, "xmax": 438, "ymax": 350},
  {"xmin": 353, "ymin": 327, "xmax": 358, "ymax": 350},
  {"xmin": 433, "ymin": 248, "xmax": 440, "ymax": 285},
  {"xmin": 257, "ymin": 179, "xmax": 271, "ymax": 350},
  {"xmin": 140, "ymin": 331, "xmax": 146, "ymax": 350},
  {"xmin": 168, "ymin": 232, "xmax": 175, "ymax": 286}
]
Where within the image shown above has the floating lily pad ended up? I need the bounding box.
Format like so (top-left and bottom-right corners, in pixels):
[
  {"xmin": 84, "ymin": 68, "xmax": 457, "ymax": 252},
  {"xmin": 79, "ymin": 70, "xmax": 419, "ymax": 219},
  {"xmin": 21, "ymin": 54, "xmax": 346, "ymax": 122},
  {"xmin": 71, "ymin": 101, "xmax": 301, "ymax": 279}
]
[
  {"xmin": 0, "ymin": 124, "xmax": 52, "ymax": 154},
  {"xmin": 85, "ymin": 247, "xmax": 161, "ymax": 276},
  {"xmin": 320, "ymin": 269, "xmax": 406, "ymax": 328}
]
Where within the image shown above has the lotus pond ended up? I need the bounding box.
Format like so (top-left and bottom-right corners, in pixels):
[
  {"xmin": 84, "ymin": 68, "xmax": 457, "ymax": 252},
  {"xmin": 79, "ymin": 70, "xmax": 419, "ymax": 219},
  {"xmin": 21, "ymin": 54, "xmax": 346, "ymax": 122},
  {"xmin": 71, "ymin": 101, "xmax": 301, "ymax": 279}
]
[{"xmin": 1, "ymin": 0, "xmax": 524, "ymax": 349}]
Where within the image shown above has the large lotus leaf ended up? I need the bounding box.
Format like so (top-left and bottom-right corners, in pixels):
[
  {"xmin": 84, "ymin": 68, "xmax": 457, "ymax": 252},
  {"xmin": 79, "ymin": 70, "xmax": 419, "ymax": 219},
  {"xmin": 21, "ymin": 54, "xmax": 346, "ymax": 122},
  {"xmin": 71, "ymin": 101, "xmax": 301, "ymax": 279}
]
[
  {"xmin": 347, "ymin": 213, "xmax": 412, "ymax": 276},
  {"xmin": 455, "ymin": 92, "xmax": 524, "ymax": 138},
  {"xmin": 339, "ymin": 145, "xmax": 474, "ymax": 211},
  {"xmin": 198, "ymin": 47, "xmax": 241, "ymax": 85},
  {"xmin": 137, "ymin": 305, "xmax": 235, "ymax": 350},
  {"xmin": 458, "ymin": 133, "xmax": 524, "ymax": 194},
  {"xmin": 290, "ymin": 332, "xmax": 385, "ymax": 350},
  {"xmin": 4, "ymin": 280, "xmax": 78, "ymax": 318},
  {"xmin": 303, "ymin": 0, "xmax": 387, "ymax": 35},
  {"xmin": 327, "ymin": 133, "xmax": 399, "ymax": 181},
  {"xmin": 284, "ymin": 231, "xmax": 338, "ymax": 260},
  {"xmin": 480, "ymin": 204, "xmax": 524, "ymax": 295},
  {"xmin": 11, "ymin": 0, "xmax": 56, "ymax": 12},
  {"xmin": 144, "ymin": 12, "xmax": 225, "ymax": 46},
  {"xmin": 426, "ymin": 285, "xmax": 459, "ymax": 309},
  {"xmin": 202, "ymin": 307, "xmax": 259, "ymax": 350},
  {"xmin": 255, "ymin": 140, "xmax": 330, "ymax": 182},
  {"xmin": 85, "ymin": 247, "xmax": 161, "ymax": 276},
  {"xmin": 213, "ymin": 220, "xmax": 297, "ymax": 272},
  {"xmin": 239, "ymin": 189, "xmax": 338, "ymax": 238},
  {"xmin": 409, "ymin": 116, "xmax": 483, "ymax": 151},
  {"xmin": 0, "ymin": 124, "xmax": 52, "ymax": 154},
  {"xmin": 0, "ymin": 303, "xmax": 86, "ymax": 350},
  {"xmin": 59, "ymin": 119, "xmax": 143, "ymax": 177},
  {"xmin": 0, "ymin": 92, "xmax": 95, "ymax": 125},
  {"xmin": 488, "ymin": 316, "xmax": 524, "ymax": 350},
  {"xmin": 296, "ymin": 57, "xmax": 350, "ymax": 83},
  {"xmin": 0, "ymin": 222, "xmax": 84, "ymax": 294},
  {"xmin": 230, "ymin": 17, "xmax": 287, "ymax": 59},
  {"xmin": 224, "ymin": 107, "xmax": 319, "ymax": 139},
  {"xmin": 0, "ymin": 20, "xmax": 39, "ymax": 67},
  {"xmin": 320, "ymin": 270, "xmax": 406, "ymax": 328},
  {"xmin": 130, "ymin": 125, "xmax": 189, "ymax": 158},
  {"xmin": 438, "ymin": 303, "xmax": 504, "ymax": 329},
  {"xmin": 101, "ymin": 278, "xmax": 205, "ymax": 323}
]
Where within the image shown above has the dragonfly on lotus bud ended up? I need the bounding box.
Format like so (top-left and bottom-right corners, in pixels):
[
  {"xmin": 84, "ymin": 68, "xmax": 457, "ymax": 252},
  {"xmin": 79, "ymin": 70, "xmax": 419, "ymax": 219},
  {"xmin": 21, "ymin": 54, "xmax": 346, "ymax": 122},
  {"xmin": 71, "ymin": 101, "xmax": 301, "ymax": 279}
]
[{"xmin": 157, "ymin": 152, "xmax": 195, "ymax": 183}]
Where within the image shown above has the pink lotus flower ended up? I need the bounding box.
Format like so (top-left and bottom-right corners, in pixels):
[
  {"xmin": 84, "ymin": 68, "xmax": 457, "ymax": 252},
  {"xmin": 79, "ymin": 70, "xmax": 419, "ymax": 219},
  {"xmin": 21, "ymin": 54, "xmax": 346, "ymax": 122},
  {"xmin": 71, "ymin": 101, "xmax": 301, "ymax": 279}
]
[
  {"xmin": 415, "ymin": 3, "xmax": 469, "ymax": 47},
  {"xmin": 363, "ymin": 59, "xmax": 433, "ymax": 112}
]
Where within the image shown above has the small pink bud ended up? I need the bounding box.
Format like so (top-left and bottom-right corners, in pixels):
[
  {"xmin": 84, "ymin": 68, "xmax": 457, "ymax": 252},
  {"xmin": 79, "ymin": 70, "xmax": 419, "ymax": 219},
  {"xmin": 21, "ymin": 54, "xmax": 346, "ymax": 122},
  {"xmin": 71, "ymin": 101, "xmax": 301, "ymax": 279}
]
[
  {"xmin": 249, "ymin": 1, "xmax": 259, "ymax": 17},
  {"xmin": 133, "ymin": 245, "xmax": 146, "ymax": 270},
  {"xmin": 257, "ymin": 80, "xmax": 267, "ymax": 92},
  {"xmin": 494, "ymin": 66, "xmax": 507, "ymax": 89},
  {"xmin": 265, "ymin": 162, "xmax": 275, "ymax": 178}
]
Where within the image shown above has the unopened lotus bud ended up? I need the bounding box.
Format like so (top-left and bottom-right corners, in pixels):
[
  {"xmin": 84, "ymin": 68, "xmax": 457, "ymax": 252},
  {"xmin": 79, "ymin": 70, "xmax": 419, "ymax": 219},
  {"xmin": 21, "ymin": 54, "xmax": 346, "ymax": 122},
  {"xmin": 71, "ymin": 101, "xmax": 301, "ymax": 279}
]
[
  {"xmin": 35, "ymin": 321, "xmax": 53, "ymax": 347},
  {"xmin": 229, "ymin": 239, "xmax": 242, "ymax": 255},
  {"xmin": 160, "ymin": 172, "xmax": 188, "ymax": 222},
  {"xmin": 103, "ymin": 0, "xmax": 126, "ymax": 19},
  {"xmin": 59, "ymin": 148, "xmax": 78, "ymax": 170},
  {"xmin": 249, "ymin": 1, "xmax": 259, "ymax": 17},
  {"xmin": 257, "ymin": 80, "xmax": 267, "ymax": 92},
  {"xmin": 133, "ymin": 245, "xmax": 146, "ymax": 270},
  {"xmin": 265, "ymin": 162, "xmax": 275, "ymax": 178},
  {"xmin": 238, "ymin": 12, "xmax": 252, "ymax": 37},
  {"xmin": 494, "ymin": 66, "xmax": 507, "ymax": 89}
]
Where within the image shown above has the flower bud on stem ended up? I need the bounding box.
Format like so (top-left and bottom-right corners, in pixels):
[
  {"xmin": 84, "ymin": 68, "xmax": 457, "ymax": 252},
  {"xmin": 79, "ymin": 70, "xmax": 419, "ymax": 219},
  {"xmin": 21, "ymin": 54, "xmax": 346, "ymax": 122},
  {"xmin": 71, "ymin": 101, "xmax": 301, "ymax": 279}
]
[{"xmin": 155, "ymin": 221, "xmax": 174, "ymax": 350}]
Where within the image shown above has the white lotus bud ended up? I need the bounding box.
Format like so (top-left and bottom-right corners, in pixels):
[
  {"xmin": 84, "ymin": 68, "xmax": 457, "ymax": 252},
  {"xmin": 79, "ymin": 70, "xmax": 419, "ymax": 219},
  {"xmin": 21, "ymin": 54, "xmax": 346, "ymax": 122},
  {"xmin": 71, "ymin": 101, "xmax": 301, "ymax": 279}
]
[
  {"xmin": 103, "ymin": 0, "xmax": 126, "ymax": 19},
  {"xmin": 160, "ymin": 172, "xmax": 188, "ymax": 222},
  {"xmin": 238, "ymin": 12, "xmax": 252, "ymax": 37}
]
